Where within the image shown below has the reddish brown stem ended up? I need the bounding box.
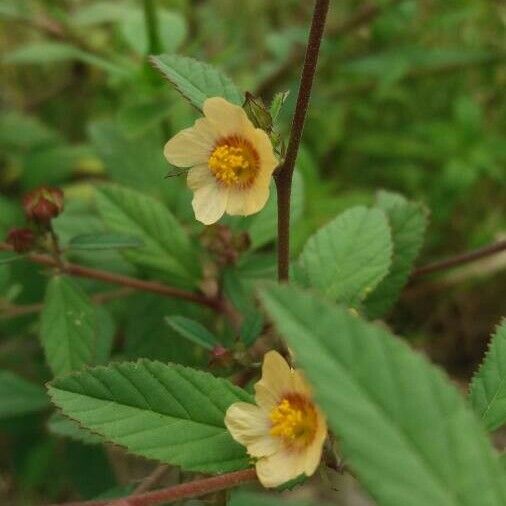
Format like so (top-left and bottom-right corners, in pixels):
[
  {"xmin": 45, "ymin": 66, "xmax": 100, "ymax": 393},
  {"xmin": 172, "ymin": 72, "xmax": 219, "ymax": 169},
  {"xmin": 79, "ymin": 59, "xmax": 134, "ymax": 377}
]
[
  {"xmin": 411, "ymin": 240, "xmax": 506, "ymax": 279},
  {"xmin": 51, "ymin": 468, "xmax": 257, "ymax": 506},
  {"xmin": 275, "ymin": 0, "xmax": 330, "ymax": 281},
  {"xmin": 0, "ymin": 243, "xmax": 221, "ymax": 312}
]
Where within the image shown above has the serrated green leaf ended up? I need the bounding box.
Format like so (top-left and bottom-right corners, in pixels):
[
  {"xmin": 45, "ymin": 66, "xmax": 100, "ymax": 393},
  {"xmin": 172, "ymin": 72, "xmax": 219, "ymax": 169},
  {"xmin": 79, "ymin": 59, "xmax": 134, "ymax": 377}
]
[
  {"xmin": 40, "ymin": 276, "xmax": 96, "ymax": 377},
  {"xmin": 364, "ymin": 191, "xmax": 427, "ymax": 318},
  {"xmin": 166, "ymin": 316, "xmax": 218, "ymax": 351},
  {"xmin": 259, "ymin": 284, "xmax": 506, "ymax": 506},
  {"xmin": 47, "ymin": 360, "xmax": 253, "ymax": 473},
  {"xmin": 151, "ymin": 54, "xmax": 243, "ymax": 111},
  {"xmin": 299, "ymin": 206, "xmax": 392, "ymax": 305},
  {"xmin": 69, "ymin": 233, "xmax": 144, "ymax": 251},
  {"xmin": 96, "ymin": 184, "xmax": 200, "ymax": 287},
  {"xmin": 47, "ymin": 413, "xmax": 102, "ymax": 445},
  {"xmin": 469, "ymin": 320, "xmax": 506, "ymax": 431},
  {"xmin": 0, "ymin": 370, "xmax": 49, "ymax": 418}
]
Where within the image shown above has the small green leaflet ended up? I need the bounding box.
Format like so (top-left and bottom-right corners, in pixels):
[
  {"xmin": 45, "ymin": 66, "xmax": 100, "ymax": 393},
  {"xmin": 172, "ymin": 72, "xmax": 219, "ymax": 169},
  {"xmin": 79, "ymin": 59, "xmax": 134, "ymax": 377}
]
[
  {"xmin": 68, "ymin": 232, "xmax": 144, "ymax": 251},
  {"xmin": 469, "ymin": 319, "xmax": 506, "ymax": 431},
  {"xmin": 259, "ymin": 284, "xmax": 506, "ymax": 506},
  {"xmin": 364, "ymin": 191, "xmax": 428, "ymax": 318},
  {"xmin": 151, "ymin": 54, "xmax": 243, "ymax": 111},
  {"xmin": 47, "ymin": 360, "xmax": 253, "ymax": 473},
  {"xmin": 165, "ymin": 316, "xmax": 219, "ymax": 351},
  {"xmin": 40, "ymin": 276, "xmax": 96, "ymax": 377},
  {"xmin": 298, "ymin": 206, "xmax": 392, "ymax": 306},
  {"xmin": 0, "ymin": 370, "xmax": 49, "ymax": 418}
]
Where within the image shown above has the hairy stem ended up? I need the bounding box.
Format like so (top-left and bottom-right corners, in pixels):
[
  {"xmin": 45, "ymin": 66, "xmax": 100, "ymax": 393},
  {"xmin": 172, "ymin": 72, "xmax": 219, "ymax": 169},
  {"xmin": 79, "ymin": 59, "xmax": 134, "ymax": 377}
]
[
  {"xmin": 0, "ymin": 243, "xmax": 221, "ymax": 312},
  {"xmin": 51, "ymin": 469, "xmax": 257, "ymax": 506},
  {"xmin": 275, "ymin": 0, "xmax": 330, "ymax": 281},
  {"xmin": 411, "ymin": 239, "xmax": 506, "ymax": 279}
]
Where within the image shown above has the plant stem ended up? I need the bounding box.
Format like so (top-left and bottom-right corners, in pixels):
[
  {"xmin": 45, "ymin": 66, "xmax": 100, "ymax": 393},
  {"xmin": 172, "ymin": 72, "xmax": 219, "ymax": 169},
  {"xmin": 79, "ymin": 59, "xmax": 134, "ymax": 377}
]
[
  {"xmin": 50, "ymin": 468, "xmax": 257, "ymax": 506},
  {"xmin": 0, "ymin": 243, "xmax": 221, "ymax": 313},
  {"xmin": 411, "ymin": 239, "xmax": 506, "ymax": 279},
  {"xmin": 275, "ymin": 0, "xmax": 330, "ymax": 281},
  {"xmin": 133, "ymin": 465, "xmax": 169, "ymax": 495},
  {"xmin": 143, "ymin": 0, "xmax": 162, "ymax": 55}
]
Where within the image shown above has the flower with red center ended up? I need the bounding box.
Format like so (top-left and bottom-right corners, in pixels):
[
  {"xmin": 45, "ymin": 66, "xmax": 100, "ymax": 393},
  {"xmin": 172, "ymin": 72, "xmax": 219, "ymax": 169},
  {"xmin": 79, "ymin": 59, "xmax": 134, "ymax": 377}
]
[
  {"xmin": 23, "ymin": 186, "xmax": 64, "ymax": 224},
  {"xmin": 6, "ymin": 228, "xmax": 35, "ymax": 253},
  {"xmin": 225, "ymin": 351, "xmax": 327, "ymax": 488},
  {"xmin": 164, "ymin": 97, "xmax": 278, "ymax": 225}
]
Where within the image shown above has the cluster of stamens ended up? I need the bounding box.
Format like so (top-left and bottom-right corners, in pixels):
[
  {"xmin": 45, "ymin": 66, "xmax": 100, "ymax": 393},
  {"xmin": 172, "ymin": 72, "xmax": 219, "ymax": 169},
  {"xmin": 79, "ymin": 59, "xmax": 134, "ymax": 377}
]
[
  {"xmin": 208, "ymin": 138, "xmax": 259, "ymax": 188},
  {"xmin": 269, "ymin": 396, "xmax": 317, "ymax": 446}
]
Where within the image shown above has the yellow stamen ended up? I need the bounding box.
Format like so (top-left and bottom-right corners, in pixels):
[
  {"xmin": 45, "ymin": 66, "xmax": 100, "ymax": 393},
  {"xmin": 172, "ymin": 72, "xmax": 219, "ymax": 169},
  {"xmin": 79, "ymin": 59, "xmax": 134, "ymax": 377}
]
[
  {"xmin": 269, "ymin": 396, "xmax": 317, "ymax": 447},
  {"xmin": 208, "ymin": 137, "xmax": 259, "ymax": 188}
]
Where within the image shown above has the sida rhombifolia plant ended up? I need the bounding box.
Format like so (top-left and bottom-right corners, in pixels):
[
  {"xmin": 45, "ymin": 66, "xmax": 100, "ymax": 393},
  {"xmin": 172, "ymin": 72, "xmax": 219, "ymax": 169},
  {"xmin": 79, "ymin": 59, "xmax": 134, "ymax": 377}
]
[{"xmin": 1, "ymin": 1, "xmax": 506, "ymax": 505}]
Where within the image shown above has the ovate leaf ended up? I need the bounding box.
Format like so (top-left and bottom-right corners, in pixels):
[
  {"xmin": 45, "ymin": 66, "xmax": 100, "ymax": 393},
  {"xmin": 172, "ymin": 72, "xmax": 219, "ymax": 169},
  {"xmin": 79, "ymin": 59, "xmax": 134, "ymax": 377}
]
[
  {"xmin": 260, "ymin": 285, "xmax": 506, "ymax": 506},
  {"xmin": 299, "ymin": 206, "xmax": 392, "ymax": 305},
  {"xmin": 40, "ymin": 276, "xmax": 96, "ymax": 377},
  {"xmin": 0, "ymin": 370, "xmax": 49, "ymax": 418},
  {"xmin": 166, "ymin": 316, "xmax": 219, "ymax": 351},
  {"xmin": 96, "ymin": 184, "xmax": 200, "ymax": 287},
  {"xmin": 364, "ymin": 191, "xmax": 427, "ymax": 318},
  {"xmin": 69, "ymin": 232, "xmax": 143, "ymax": 251},
  {"xmin": 151, "ymin": 54, "xmax": 243, "ymax": 111},
  {"xmin": 469, "ymin": 320, "xmax": 506, "ymax": 431},
  {"xmin": 47, "ymin": 360, "xmax": 253, "ymax": 473},
  {"xmin": 47, "ymin": 413, "xmax": 102, "ymax": 445}
]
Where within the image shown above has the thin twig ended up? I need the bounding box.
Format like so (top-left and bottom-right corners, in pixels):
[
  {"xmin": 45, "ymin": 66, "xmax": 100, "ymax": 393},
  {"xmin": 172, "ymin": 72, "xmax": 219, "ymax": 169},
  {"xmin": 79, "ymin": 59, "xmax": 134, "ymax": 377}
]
[
  {"xmin": 0, "ymin": 288, "xmax": 133, "ymax": 320},
  {"xmin": 51, "ymin": 468, "xmax": 257, "ymax": 506},
  {"xmin": 275, "ymin": 0, "xmax": 330, "ymax": 281},
  {"xmin": 0, "ymin": 243, "xmax": 221, "ymax": 312},
  {"xmin": 411, "ymin": 240, "xmax": 506, "ymax": 279},
  {"xmin": 132, "ymin": 465, "xmax": 169, "ymax": 495}
]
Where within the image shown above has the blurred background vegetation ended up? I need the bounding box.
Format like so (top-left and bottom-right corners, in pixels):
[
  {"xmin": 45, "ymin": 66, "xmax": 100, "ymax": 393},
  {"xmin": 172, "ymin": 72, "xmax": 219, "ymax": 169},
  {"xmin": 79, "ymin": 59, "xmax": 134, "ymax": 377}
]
[{"xmin": 0, "ymin": 0, "xmax": 505, "ymax": 504}]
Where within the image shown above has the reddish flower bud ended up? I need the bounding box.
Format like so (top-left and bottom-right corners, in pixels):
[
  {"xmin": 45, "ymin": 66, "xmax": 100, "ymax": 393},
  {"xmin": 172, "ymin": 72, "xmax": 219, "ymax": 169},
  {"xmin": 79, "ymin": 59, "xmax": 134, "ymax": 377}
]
[
  {"xmin": 23, "ymin": 186, "xmax": 64, "ymax": 224},
  {"xmin": 209, "ymin": 345, "xmax": 233, "ymax": 367},
  {"xmin": 6, "ymin": 228, "xmax": 35, "ymax": 253}
]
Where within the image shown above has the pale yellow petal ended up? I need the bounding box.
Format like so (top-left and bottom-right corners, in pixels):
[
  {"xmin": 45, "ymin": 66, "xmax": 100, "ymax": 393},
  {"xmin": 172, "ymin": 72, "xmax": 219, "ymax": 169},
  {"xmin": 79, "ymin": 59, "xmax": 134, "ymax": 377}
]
[
  {"xmin": 225, "ymin": 402, "xmax": 279, "ymax": 458},
  {"xmin": 250, "ymin": 127, "xmax": 278, "ymax": 176},
  {"xmin": 187, "ymin": 164, "xmax": 214, "ymax": 191},
  {"xmin": 303, "ymin": 408, "xmax": 327, "ymax": 475},
  {"xmin": 164, "ymin": 118, "xmax": 217, "ymax": 167},
  {"xmin": 192, "ymin": 183, "xmax": 228, "ymax": 225},
  {"xmin": 255, "ymin": 449, "xmax": 307, "ymax": 488},
  {"xmin": 292, "ymin": 370, "xmax": 312, "ymax": 398},
  {"xmin": 255, "ymin": 351, "xmax": 293, "ymax": 410},
  {"xmin": 203, "ymin": 97, "xmax": 249, "ymax": 138},
  {"xmin": 225, "ymin": 181, "xmax": 270, "ymax": 216}
]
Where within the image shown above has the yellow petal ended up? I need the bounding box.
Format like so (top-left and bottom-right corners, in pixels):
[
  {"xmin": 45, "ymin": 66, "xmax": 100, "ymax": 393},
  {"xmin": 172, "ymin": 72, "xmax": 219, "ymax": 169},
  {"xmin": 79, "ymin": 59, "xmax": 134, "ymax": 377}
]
[
  {"xmin": 226, "ymin": 182, "xmax": 270, "ymax": 216},
  {"xmin": 187, "ymin": 164, "xmax": 214, "ymax": 191},
  {"xmin": 303, "ymin": 407, "xmax": 327, "ymax": 475},
  {"xmin": 254, "ymin": 351, "xmax": 293, "ymax": 411},
  {"xmin": 255, "ymin": 449, "xmax": 307, "ymax": 488},
  {"xmin": 164, "ymin": 118, "xmax": 217, "ymax": 167},
  {"xmin": 192, "ymin": 183, "xmax": 228, "ymax": 225},
  {"xmin": 203, "ymin": 97, "xmax": 249, "ymax": 138},
  {"xmin": 225, "ymin": 402, "xmax": 279, "ymax": 458}
]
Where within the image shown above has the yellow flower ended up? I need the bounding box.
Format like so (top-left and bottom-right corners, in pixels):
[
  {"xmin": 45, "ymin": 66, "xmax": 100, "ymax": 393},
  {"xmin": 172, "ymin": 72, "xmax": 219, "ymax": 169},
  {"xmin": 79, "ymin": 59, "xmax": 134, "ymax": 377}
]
[
  {"xmin": 164, "ymin": 97, "xmax": 278, "ymax": 225},
  {"xmin": 225, "ymin": 351, "xmax": 327, "ymax": 488}
]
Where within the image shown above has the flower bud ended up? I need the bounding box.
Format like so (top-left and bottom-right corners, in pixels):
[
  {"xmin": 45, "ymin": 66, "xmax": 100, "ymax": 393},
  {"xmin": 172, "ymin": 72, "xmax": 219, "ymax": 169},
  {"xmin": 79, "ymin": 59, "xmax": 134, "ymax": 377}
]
[
  {"xmin": 23, "ymin": 186, "xmax": 64, "ymax": 224},
  {"xmin": 209, "ymin": 345, "xmax": 233, "ymax": 367},
  {"xmin": 6, "ymin": 228, "xmax": 35, "ymax": 253}
]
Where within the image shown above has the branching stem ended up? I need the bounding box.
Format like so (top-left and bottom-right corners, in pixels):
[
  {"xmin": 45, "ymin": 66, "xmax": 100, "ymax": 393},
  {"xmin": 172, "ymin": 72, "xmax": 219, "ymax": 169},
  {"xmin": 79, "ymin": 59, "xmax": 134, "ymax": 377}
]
[{"xmin": 275, "ymin": 0, "xmax": 330, "ymax": 281}]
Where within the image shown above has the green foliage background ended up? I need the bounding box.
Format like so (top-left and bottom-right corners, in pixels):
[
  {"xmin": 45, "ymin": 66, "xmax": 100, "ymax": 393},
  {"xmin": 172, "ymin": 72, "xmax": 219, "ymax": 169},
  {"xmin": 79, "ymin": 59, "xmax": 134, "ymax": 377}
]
[{"xmin": 0, "ymin": 0, "xmax": 504, "ymax": 504}]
